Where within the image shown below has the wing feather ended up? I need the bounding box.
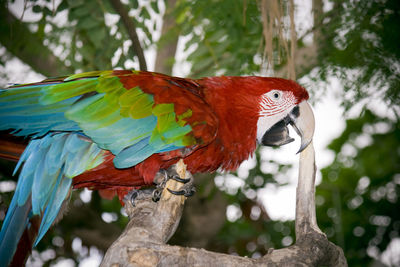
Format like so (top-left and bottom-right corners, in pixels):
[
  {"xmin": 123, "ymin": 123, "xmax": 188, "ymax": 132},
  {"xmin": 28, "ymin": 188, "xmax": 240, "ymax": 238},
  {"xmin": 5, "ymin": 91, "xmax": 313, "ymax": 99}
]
[{"xmin": 0, "ymin": 70, "xmax": 218, "ymax": 168}]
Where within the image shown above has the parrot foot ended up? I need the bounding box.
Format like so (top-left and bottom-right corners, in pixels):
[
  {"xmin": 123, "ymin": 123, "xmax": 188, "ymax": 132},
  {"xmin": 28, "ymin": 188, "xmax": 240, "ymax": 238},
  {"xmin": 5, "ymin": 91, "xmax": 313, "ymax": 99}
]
[
  {"xmin": 124, "ymin": 188, "xmax": 154, "ymax": 207},
  {"xmin": 167, "ymin": 175, "xmax": 195, "ymax": 197},
  {"xmin": 152, "ymin": 168, "xmax": 195, "ymax": 202}
]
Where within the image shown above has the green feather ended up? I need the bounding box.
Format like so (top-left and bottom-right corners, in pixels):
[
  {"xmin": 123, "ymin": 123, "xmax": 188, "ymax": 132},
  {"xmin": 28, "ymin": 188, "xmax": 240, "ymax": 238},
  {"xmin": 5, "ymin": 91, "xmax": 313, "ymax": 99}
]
[
  {"xmin": 152, "ymin": 103, "xmax": 174, "ymax": 116},
  {"xmin": 181, "ymin": 135, "xmax": 196, "ymax": 146},
  {"xmin": 119, "ymin": 87, "xmax": 154, "ymax": 119},
  {"xmin": 129, "ymin": 94, "xmax": 154, "ymax": 119},
  {"xmin": 40, "ymin": 79, "xmax": 98, "ymax": 104},
  {"xmin": 177, "ymin": 109, "xmax": 193, "ymax": 126},
  {"xmin": 96, "ymin": 76, "xmax": 124, "ymax": 93},
  {"xmin": 152, "ymin": 112, "xmax": 191, "ymax": 144},
  {"xmin": 65, "ymin": 93, "xmax": 121, "ymax": 128},
  {"xmin": 157, "ymin": 113, "xmax": 176, "ymax": 133},
  {"xmin": 64, "ymin": 70, "xmax": 111, "ymax": 81},
  {"xmin": 119, "ymin": 87, "xmax": 146, "ymax": 107}
]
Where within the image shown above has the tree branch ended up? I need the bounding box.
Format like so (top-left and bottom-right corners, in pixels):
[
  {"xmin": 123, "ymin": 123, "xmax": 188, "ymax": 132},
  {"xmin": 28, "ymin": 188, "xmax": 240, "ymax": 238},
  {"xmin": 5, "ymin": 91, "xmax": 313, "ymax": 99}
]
[
  {"xmin": 109, "ymin": 0, "xmax": 147, "ymax": 71},
  {"xmin": 102, "ymin": 151, "xmax": 347, "ymax": 266},
  {"xmin": 295, "ymin": 142, "xmax": 322, "ymax": 237},
  {"xmin": 154, "ymin": 0, "xmax": 179, "ymax": 75},
  {"xmin": 0, "ymin": 4, "xmax": 73, "ymax": 77}
]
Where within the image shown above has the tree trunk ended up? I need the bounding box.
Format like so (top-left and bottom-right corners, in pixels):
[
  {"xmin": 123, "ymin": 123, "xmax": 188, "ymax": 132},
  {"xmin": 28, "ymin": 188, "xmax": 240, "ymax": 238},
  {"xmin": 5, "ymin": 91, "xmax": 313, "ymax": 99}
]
[
  {"xmin": 109, "ymin": 0, "xmax": 147, "ymax": 71},
  {"xmin": 0, "ymin": 4, "xmax": 72, "ymax": 77},
  {"xmin": 154, "ymin": 0, "xmax": 179, "ymax": 75}
]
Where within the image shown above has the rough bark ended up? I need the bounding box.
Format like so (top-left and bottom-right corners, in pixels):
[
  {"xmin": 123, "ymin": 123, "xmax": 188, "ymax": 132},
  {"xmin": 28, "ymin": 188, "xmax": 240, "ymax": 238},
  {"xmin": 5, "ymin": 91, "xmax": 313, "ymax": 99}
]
[
  {"xmin": 109, "ymin": 0, "xmax": 147, "ymax": 71},
  {"xmin": 101, "ymin": 149, "xmax": 348, "ymax": 266},
  {"xmin": 0, "ymin": 4, "xmax": 72, "ymax": 77}
]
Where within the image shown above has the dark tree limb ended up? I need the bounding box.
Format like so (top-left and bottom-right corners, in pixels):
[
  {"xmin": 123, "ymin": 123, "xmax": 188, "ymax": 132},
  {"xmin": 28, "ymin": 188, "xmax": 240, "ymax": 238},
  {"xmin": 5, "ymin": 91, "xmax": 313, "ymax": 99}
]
[
  {"xmin": 109, "ymin": 0, "xmax": 147, "ymax": 71},
  {"xmin": 154, "ymin": 0, "xmax": 179, "ymax": 75},
  {"xmin": 102, "ymin": 148, "xmax": 348, "ymax": 266},
  {"xmin": 0, "ymin": 4, "xmax": 72, "ymax": 77}
]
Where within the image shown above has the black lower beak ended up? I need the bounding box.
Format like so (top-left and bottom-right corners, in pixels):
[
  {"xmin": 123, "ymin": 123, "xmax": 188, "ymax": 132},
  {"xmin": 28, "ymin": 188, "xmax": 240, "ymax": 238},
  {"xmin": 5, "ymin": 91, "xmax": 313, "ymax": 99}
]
[
  {"xmin": 261, "ymin": 116, "xmax": 294, "ymax": 147},
  {"xmin": 260, "ymin": 102, "xmax": 315, "ymax": 153}
]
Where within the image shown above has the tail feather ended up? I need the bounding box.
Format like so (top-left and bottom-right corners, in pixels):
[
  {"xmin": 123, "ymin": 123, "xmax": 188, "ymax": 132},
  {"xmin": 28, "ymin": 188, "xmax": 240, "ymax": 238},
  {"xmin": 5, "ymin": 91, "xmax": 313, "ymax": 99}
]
[
  {"xmin": 0, "ymin": 132, "xmax": 106, "ymax": 265},
  {"xmin": 36, "ymin": 168, "xmax": 72, "ymax": 245},
  {"xmin": 9, "ymin": 216, "xmax": 40, "ymax": 267},
  {"xmin": 0, "ymin": 196, "xmax": 31, "ymax": 266}
]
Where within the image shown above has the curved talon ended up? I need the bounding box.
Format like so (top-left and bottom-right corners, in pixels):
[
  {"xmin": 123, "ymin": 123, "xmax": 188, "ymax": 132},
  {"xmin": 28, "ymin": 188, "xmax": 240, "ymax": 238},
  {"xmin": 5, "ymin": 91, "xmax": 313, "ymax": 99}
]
[
  {"xmin": 152, "ymin": 167, "xmax": 196, "ymax": 201},
  {"xmin": 167, "ymin": 187, "xmax": 196, "ymax": 197},
  {"xmin": 129, "ymin": 191, "xmax": 139, "ymax": 206},
  {"xmin": 169, "ymin": 175, "xmax": 191, "ymax": 184},
  {"xmin": 125, "ymin": 189, "xmax": 156, "ymax": 207},
  {"xmin": 152, "ymin": 189, "xmax": 162, "ymax": 202},
  {"xmin": 123, "ymin": 190, "xmax": 140, "ymax": 207}
]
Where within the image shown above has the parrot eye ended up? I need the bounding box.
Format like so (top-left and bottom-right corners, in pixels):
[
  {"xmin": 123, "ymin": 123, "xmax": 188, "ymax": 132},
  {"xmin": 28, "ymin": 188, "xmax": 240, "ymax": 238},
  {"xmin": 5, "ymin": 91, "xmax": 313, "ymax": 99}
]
[{"xmin": 269, "ymin": 90, "xmax": 282, "ymax": 101}]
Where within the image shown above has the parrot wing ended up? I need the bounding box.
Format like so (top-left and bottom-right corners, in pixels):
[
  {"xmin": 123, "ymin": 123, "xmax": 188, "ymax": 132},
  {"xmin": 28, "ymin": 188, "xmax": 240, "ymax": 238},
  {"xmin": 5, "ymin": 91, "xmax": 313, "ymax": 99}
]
[{"xmin": 0, "ymin": 70, "xmax": 219, "ymax": 168}]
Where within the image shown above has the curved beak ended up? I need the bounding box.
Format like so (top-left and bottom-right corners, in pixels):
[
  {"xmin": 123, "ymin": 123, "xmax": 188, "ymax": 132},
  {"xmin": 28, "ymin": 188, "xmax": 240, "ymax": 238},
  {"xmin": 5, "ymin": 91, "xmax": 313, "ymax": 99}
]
[
  {"xmin": 261, "ymin": 101, "xmax": 315, "ymax": 153},
  {"xmin": 289, "ymin": 101, "xmax": 315, "ymax": 154}
]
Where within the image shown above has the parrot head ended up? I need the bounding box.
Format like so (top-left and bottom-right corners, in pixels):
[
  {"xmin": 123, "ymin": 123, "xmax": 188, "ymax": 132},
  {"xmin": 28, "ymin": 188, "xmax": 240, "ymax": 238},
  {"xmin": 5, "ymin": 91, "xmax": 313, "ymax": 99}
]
[{"xmin": 253, "ymin": 78, "xmax": 315, "ymax": 153}]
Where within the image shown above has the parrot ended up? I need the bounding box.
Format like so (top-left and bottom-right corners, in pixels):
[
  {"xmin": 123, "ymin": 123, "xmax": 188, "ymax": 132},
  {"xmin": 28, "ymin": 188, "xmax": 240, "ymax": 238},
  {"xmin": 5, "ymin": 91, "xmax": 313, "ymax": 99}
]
[{"xmin": 0, "ymin": 70, "xmax": 314, "ymax": 266}]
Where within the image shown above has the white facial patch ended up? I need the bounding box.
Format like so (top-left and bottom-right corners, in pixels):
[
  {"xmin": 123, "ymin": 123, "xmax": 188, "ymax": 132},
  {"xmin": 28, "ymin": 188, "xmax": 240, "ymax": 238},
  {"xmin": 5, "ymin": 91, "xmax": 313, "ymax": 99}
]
[
  {"xmin": 256, "ymin": 90, "xmax": 296, "ymax": 143},
  {"xmin": 259, "ymin": 90, "xmax": 296, "ymax": 116}
]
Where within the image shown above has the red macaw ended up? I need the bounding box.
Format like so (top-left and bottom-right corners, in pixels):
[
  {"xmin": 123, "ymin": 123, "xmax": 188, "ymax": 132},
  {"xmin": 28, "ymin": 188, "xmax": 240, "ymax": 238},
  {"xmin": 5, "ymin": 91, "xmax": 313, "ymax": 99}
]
[{"xmin": 0, "ymin": 70, "xmax": 314, "ymax": 265}]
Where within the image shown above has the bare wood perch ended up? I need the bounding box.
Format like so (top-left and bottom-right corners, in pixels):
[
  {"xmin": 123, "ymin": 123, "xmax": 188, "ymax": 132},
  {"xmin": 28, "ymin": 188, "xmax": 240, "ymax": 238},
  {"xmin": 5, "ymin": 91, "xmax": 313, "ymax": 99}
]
[{"xmin": 101, "ymin": 149, "xmax": 348, "ymax": 266}]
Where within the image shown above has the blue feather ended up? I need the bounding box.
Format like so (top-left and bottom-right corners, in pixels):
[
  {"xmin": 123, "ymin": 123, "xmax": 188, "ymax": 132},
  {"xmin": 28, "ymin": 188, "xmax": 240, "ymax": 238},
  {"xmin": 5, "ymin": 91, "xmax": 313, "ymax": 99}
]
[
  {"xmin": 84, "ymin": 116, "xmax": 157, "ymax": 155},
  {"xmin": 113, "ymin": 137, "xmax": 156, "ymax": 168},
  {"xmin": 0, "ymin": 196, "xmax": 31, "ymax": 266},
  {"xmin": 0, "ymin": 132, "xmax": 106, "ymax": 259},
  {"xmin": 64, "ymin": 134, "xmax": 84, "ymax": 154},
  {"xmin": 32, "ymin": 154, "xmax": 54, "ymax": 214},
  {"xmin": 163, "ymin": 124, "xmax": 192, "ymax": 140},
  {"xmin": 158, "ymin": 144, "xmax": 183, "ymax": 152},
  {"xmin": 45, "ymin": 135, "xmax": 67, "ymax": 175},
  {"xmin": 13, "ymin": 143, "xmax": 33, "ymax": 175},
  {"xmin": 0, "ymin": 89, "xmax": 81, "ymax": 137},
  {"xmin": 36, "ymin": 168, "xmax": 72, "ymax": 245}
]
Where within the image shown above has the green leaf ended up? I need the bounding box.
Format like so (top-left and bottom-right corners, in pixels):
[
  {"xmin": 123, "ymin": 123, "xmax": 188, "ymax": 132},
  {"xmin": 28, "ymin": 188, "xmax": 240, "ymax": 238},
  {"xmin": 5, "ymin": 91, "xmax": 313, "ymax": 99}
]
[
  {"xmin": 32, "ymin": 5, "xmax": 42, "ymax": 13},
  {"xmin": 72, "ymin": 6, "xmax": 90, "ymax": 18},
  {"xmin": 131, "ymin": 0, "xmax": 139, "ymax": 10},
  {"xmin": 150, "ymin": 1, "xmax": 159, "ymax": 14},
  {"xmin": 67, "ymin": 0, "xmax": 85, "ymax": 8},
  {"xmin": 140, "ymin": 7, "xmax": 151, "ymax": 20},
  {"xmin": 87, "ymin": 27, "xmax": 107, "ymax": 46},
  {"xmin": 43, "ymin": 7, "xmax": 53, "ymax": 16},
  {"xmin": 77, "ymin": 17, "xmax": 100, "ymax": 29},
  {"xmin": 56, "ymin": 0, "xmax": 69, "ymax": 12}
]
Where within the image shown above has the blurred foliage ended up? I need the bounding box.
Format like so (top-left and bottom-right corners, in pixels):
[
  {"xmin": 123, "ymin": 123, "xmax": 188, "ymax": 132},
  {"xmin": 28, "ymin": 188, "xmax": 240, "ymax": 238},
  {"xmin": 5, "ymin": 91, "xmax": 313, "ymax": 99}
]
[
  {"xmin": 175, "ymin": 0, "xmax": 264, "ymax": 77},
  {"xmin": 0, "ymin": 0, "xmax": 399, "ymax": 266},
  {"xmin": 2, "ymin": 0, "xmax": 161, "ymax": 74},
  {"xmin": 315, "ymin": 0, "xmax": 400, "ymax": 112},
  {"xmin": 316, "ymin": 110, "xmax": 400, "ymax": 266}
]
